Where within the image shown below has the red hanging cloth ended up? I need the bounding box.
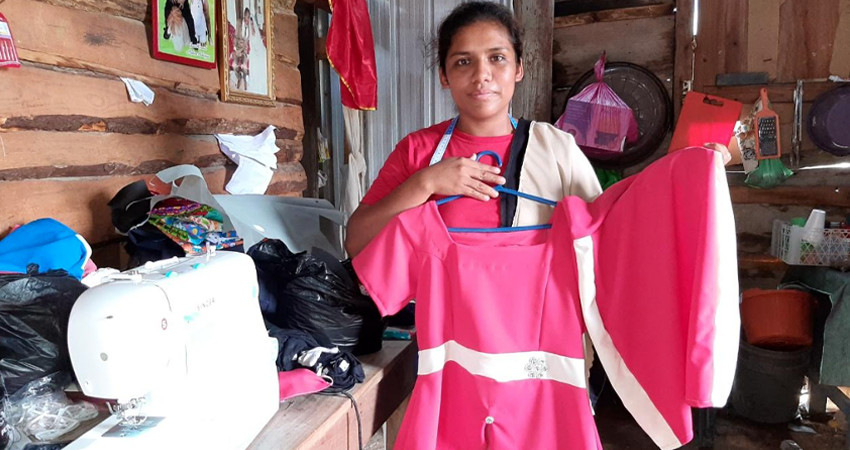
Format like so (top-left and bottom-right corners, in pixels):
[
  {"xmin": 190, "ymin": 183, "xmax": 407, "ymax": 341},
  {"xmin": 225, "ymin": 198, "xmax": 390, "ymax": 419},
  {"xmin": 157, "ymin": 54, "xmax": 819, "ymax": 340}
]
[{"xmin": 326, "ymin": 0, "xmax": 378, "ymax": 111}]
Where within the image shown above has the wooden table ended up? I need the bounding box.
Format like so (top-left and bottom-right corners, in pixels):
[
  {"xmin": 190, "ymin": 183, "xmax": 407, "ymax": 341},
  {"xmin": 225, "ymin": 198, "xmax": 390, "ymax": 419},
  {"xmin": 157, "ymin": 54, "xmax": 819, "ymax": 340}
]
[{"xmin": 246, "ymin": 340, "xmax": 417, "ymax": 450}]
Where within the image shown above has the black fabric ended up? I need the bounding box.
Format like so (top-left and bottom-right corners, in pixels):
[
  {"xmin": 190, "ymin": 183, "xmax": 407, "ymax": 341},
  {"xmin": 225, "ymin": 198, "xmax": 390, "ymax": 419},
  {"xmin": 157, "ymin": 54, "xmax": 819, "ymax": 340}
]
[
  {"xmin": 387, "ymin": 303, "xmax": 416, "ymax": 329},
  {"xmin": 125, "ymin": 224, "xmax": 186, "ymax": 268},
  {"xmin": 108, "ymin": 180, "xmax": 153, "ymax": 235},
  {"xmin": 267, "ymin": 325, "xmax": 365, "ymax": 393},
  {"xmin": 0, "ymin": 272, "xmax": 86, "ymax": 396},
  {"xmin": 248, "ymin": 239, "xmax": 384, "ymax": 355},
  {"xmin": 108, "ymin": 180, "xmax": 189, "ymax": 267},
  {"xmin": 500, "ymin": 118, "xmax": 532, "ymax": 227}
]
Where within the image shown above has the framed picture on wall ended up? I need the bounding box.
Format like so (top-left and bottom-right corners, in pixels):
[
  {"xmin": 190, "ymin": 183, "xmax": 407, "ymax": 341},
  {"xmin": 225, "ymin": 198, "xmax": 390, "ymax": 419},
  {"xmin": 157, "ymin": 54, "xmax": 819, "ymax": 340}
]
[
  {"xmin": 219, "ymin": 0, "xmax": 274, "ymax": 106},
  {"xmin": 152, "ymin": 0, "xmax": 216, "ymax": 69}
]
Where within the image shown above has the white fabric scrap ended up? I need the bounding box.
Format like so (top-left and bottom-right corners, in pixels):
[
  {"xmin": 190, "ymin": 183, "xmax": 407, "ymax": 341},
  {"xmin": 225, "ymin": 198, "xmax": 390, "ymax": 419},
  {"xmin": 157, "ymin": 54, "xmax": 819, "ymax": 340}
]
[
  {"xmin": 296, "ymin": 346, "xmax": 340, "ymax": 368},
  {"xmin": 215, "ymin": 125, "xmax": 280, "ymax": 195},
  {"xmin": 120, "ymin": 77, "xmax": 155, "ymax": 106}
]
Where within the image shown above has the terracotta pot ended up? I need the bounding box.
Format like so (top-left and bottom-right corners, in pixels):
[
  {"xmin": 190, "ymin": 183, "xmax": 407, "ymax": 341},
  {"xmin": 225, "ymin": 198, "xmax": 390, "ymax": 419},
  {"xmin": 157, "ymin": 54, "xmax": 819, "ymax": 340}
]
[{"xmin": 740, "ymin": 289, "xmax": 814, "ymax": 351}]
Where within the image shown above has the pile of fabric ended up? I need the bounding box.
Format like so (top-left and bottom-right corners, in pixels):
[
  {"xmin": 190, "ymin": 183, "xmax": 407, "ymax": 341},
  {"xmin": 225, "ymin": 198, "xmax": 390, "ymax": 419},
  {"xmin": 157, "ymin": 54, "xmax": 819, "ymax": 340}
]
[
  {"xmin": 148, "ymin": 198, "xmax": 242, "ymax": 255},
  {"xmin": 109, "ymin": 179, "xmax": 244, "ymax": 264}
]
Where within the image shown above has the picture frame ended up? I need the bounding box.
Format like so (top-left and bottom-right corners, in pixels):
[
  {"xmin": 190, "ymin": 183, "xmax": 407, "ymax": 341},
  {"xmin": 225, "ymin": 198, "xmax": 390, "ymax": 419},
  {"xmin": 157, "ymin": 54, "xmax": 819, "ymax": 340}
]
[
  {"xmin": 219, "ymin": 0, "xmax": 275, "ymax": 106},
  {"xmin": 152, "ymin": 0, "xmax": 217, "ymax": 69}
]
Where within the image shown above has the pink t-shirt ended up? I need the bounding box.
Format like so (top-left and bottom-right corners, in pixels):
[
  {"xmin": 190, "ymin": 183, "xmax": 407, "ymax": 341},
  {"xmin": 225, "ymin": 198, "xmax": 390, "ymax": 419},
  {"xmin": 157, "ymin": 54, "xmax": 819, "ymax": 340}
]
[{"xmin": 361, "ymin": 120, "xmax": 513, "ymax": 229}]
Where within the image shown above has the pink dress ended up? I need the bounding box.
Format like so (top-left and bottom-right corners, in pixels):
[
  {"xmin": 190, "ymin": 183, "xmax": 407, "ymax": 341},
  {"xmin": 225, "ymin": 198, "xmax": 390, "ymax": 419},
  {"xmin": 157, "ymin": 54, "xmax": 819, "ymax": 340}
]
[{"xmin": 353, "ymin": 148, "xmax": 740, "ymax": 450}]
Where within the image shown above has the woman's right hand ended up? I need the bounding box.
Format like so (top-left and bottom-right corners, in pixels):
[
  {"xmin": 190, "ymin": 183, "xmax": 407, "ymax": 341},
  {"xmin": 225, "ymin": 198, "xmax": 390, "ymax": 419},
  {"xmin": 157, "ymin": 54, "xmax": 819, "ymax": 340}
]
[{"xmin": 417, "ymin": 155, "xmax": 507, "ymax": 201}]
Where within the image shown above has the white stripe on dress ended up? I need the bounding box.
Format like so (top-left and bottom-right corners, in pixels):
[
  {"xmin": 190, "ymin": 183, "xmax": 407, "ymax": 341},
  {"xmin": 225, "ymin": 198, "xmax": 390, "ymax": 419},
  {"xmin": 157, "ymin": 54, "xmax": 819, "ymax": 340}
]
[{"xmin": 418, "ymin": 340, "xmax": 587, "ymax": 389}]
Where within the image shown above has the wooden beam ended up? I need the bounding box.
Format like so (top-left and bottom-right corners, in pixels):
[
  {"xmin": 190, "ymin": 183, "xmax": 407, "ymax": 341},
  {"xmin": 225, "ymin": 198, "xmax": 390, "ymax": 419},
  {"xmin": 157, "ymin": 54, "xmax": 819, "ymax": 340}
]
[
  {"xmin": 746, "ymin": 0, "xmax": 781, "ymax": 78},
  {"xmin": 31, "ymin": 0, "xmax": 147, "ymax": 22},
  {"xmin": 830, "ymin": 0, "xmax": 850, "ymax": 78},
  {"xmin": 737, "ymin": 253, "xmax": 785, "ymax": 272},
  {"xmin": 0, "ymin": 64, "xmax": 304, "ymax": 138},
  {"xmin": 512, "ymin": 0, "xmax": 553, "ymax": 122},
  {"xmin": 273, "ymin": 0, "xmax": 298, "ymax": 14},
  {"xmin": 315, "ymin": 37, "xmax": 328, "ymax": 61},
  {"xmin": 274, "ymin": 11, "xmax": 301, "ymax": 66},
  {"xmin": 552, "ymin": 14, "xmax": 674, "ymax": 90},
  {"xmin": 34, "ymin": 0, "xmax": 298, "ymax": 22},
  {"xmin": 702, "ymin": 82, "xmax": 840, "ymax": 104},
  {"xmin": 0, "ymin": 132, "xmax": 303, "ymax": 181},
  {"xmin": 297, "ymin": 0, "xmax": 330, "ymax": 12},
  {"xmin": 7, "ymin": 0, "xmax": 302, "ymax": 105},
  {"xmin": 731, "ymin": 186, "xmax": 850, "ymax": 208},
  {"xmin": 554, "ymin": 4, "xmax": 674, "ymax": 29},
  {"xmin": 673, "ymin": 0, "xmax": 695, "ymax": 119},
  {"xmin": 776, "ymin": 0, "xmax": 842, "ymax": 83},
  {"xmin": 554, "ymin": 0, "xmax": 670, "ymax": 17}
]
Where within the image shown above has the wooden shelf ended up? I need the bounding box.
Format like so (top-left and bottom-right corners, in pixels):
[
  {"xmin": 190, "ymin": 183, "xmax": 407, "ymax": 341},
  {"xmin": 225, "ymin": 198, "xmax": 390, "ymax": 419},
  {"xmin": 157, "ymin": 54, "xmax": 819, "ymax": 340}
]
[{"xmin": 554, "ymin": 4, "xmax": 674, "ymax": 29}]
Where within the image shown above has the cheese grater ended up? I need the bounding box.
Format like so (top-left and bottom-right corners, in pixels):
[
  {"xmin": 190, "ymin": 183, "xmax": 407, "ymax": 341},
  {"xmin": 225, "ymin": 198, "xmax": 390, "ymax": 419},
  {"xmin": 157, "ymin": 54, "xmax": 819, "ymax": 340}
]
[{"xmin": 755, "ymin": 88, "xmax": 781, "ymax": 159}]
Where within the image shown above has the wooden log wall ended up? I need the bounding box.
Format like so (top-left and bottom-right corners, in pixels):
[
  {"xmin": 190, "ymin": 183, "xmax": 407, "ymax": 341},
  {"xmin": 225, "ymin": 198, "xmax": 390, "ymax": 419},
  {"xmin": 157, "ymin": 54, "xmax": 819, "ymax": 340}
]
[
  {"xmin": 554, "ymin": 0, "xmax": 850, "ymax": 290},
  {"xmin": 0, "ymin": 0, "xmax": 306, "ymax": 267},
  {"xmin": 551, "ymin": 2, "xmax": 676, "ymax": 121},
  {"xmin": 676, "ymin": 0, "xmax": 850, "ymax": 289}
]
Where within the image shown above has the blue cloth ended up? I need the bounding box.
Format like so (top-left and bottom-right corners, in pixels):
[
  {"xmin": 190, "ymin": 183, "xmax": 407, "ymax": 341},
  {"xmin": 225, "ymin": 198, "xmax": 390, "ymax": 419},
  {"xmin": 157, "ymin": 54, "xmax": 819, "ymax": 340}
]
[{"xmin": 0, "ymin": 219, "xmax": 91, "ymax": 280}]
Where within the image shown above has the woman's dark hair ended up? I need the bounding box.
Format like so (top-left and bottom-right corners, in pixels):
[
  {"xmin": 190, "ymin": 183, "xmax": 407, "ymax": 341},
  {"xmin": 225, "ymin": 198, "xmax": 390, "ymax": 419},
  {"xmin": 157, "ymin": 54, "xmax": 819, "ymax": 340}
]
[{"xmin": 436, "ymin": 2, "xmax": 523, "ymax": 72}]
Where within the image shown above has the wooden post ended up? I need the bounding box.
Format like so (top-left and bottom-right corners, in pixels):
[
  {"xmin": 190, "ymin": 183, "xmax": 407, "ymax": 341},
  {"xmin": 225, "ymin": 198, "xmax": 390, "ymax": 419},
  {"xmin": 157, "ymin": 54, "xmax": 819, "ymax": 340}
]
[
  {"xmin": 673, "ymin": 0, "xmax": 695, "ymax": 120},
  {"xmin": 297, "ymin": 0, "xmax": 331, "ymax": 12},
  {"xmin": 512, "ymin": 0, "xmax": 554, "ymax": 122}
]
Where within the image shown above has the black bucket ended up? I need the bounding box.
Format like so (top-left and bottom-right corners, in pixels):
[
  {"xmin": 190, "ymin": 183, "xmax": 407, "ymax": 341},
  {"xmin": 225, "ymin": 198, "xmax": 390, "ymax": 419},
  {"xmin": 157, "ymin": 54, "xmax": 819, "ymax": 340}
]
[{"xmin": 731, "ymin": 339, "xmax": 811, "ymax": 424}]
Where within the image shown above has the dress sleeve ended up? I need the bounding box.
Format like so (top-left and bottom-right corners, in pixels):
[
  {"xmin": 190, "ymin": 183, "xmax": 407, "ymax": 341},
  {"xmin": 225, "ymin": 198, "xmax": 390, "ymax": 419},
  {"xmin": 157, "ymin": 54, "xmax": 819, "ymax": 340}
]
[
  {"xmin": 352, "ymin": 212, "xmax": 419, "ymax": 317},
  {"xmin": 574, "ymin": 147, "xmax": 739, "ymax": 449}
]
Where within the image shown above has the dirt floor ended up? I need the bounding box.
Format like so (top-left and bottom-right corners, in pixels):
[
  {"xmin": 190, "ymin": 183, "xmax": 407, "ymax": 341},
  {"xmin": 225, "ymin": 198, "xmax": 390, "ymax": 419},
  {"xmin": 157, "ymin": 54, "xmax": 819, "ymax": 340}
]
[
  {"xmin": 595, "ymin": 390, "xmax": 847, "ymax": 450},
  {"xmin": 366, "ymin": 390, "xmax": 847, "ymax": 450}
]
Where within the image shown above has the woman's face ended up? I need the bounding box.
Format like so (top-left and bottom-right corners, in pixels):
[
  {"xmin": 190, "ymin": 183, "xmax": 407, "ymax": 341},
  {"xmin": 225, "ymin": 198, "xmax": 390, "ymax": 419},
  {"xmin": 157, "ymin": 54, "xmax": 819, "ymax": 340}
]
[{"xmin": 440, "ymin": 21, "xmax": 523, "ymax": 123}]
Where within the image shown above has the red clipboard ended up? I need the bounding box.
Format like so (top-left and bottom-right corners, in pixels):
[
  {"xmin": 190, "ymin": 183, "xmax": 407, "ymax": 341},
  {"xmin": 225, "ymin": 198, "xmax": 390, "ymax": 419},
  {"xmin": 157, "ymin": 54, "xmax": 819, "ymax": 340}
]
[{"xmin": 669, "ymin": 92, "xmax": 743, "ymax": 153}]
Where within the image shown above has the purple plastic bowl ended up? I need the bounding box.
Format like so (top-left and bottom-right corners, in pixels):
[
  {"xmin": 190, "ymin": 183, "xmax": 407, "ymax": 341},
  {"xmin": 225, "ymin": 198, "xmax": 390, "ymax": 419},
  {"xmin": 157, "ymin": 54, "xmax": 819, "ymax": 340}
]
[{"xmin": 808, "ymin": 85, "xmax": 850, "ymax": 156}]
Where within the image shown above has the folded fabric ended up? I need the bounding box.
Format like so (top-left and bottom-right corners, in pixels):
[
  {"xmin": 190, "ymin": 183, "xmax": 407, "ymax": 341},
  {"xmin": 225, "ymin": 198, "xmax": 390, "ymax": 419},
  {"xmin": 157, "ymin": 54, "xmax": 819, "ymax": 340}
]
[
  {"xmin": 148, "ymin": 199, "xmax": 242, "ymax": 255},
  {"xmin": 0, "ymin": 219, "xmax": 92, "ymax": 280},
  {"xmin": 278, "ymin": 369, "xmax": 332, "ymax": 401},
  {"xmin": 268, "ymin": 326, "xmax": 365, "ymax": 393}
]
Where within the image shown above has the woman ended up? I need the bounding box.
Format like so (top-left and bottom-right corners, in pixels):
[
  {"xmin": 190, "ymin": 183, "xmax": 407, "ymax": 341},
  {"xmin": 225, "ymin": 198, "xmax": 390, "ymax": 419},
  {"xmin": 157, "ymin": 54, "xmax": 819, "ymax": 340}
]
[{"xmin": 345, "ymin": 2, "xmax": 602, "ymax": 257}]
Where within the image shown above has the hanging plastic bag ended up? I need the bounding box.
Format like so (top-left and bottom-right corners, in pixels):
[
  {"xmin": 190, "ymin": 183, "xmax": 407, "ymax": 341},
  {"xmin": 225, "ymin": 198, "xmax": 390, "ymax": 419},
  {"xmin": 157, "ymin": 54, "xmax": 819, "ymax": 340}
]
[
  {"xmin": 0, "ymin": 272, "xmax": 86, "ymax": 396},
  {"xmin": 745, "ymin": 159, "xmax": 794, "ymax": 189},
  {"xmin": 247, "ymin": 239, "xmax": 384, "ymax": 355},
  {"xmin": 556, "ymin": 52, "xmax": 638, "ymax": 154}
]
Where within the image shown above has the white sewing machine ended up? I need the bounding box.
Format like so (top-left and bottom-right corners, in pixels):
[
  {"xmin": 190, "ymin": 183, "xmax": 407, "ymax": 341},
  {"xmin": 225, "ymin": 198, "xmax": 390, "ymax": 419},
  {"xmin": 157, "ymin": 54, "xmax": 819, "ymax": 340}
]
[{"xmin": 65, "ymin": 251, "xmax": 279, "ymax": 450}]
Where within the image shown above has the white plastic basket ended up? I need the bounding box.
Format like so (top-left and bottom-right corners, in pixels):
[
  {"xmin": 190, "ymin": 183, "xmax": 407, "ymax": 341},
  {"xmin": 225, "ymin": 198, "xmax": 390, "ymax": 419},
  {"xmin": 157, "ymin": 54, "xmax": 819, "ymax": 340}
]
[{"xmin": 771, "ymin": 220, "xmax": 850, "ymax": 266}]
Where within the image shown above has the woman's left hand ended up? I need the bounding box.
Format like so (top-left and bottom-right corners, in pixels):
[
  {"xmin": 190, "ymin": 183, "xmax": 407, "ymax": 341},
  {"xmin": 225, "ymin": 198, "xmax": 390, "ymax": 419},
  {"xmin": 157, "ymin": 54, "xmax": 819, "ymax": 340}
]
[{"xmin": 704, "ymin": 142, "xmax": 732, "ymax": 166}]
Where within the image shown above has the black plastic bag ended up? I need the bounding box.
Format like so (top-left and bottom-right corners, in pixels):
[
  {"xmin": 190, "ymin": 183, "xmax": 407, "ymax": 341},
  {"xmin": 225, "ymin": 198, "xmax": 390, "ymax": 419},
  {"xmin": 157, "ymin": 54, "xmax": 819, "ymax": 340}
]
[
  {"xmin": 0, "ymin": 272, "xmax": 86, "ymax": 396},
  {"xmin": 0, "ymin": 394, "xmax": 9, "ymax": 450},
  {"xmin": 248, "ymin": 239, "xmax": 383, "ymax": 355}
]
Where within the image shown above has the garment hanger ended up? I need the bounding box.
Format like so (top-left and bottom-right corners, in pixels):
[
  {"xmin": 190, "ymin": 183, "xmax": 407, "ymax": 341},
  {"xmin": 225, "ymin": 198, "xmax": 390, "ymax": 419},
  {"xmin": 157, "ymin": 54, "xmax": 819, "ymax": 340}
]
[{"xmin": 436, "ymin": 151, "xmax": 556, "ymax": 233}]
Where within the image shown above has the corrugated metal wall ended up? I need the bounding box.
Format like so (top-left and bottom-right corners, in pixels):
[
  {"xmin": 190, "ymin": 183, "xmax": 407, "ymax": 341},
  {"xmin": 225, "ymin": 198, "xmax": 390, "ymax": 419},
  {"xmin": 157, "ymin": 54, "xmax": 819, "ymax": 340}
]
[{"xmin": 362, "ymin": 0, "xmax": 513, "ymax": 185}]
